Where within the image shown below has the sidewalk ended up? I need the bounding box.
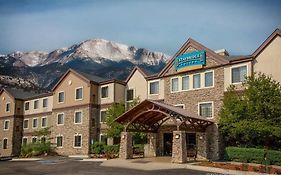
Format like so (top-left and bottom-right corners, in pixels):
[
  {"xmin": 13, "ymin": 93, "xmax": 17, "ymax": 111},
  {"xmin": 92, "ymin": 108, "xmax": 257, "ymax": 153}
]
[{"xmin": 100, "ymin": 158, "xmax": 269, "ymax": 175}]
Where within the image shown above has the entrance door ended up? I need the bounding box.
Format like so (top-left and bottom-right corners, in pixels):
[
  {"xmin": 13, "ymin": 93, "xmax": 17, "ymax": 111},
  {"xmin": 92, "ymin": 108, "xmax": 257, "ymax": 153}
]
[
  {"xmin": 186, "ymin": 133, "xmax": 197, "ymax": 158},
  {"xmin": 163, "ymin": 133, "xmax": 173, "ymax": 156}
]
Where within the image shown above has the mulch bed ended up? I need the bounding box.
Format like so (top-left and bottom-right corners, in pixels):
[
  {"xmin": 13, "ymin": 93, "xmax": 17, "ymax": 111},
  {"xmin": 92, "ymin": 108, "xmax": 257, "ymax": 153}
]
[{"xmin": 195, "ymin": 161, "xmax": 281, "ymax": 174}]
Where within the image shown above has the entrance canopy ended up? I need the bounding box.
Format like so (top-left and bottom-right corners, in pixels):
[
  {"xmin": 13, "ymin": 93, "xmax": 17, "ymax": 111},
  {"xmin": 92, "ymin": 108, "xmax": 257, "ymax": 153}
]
[{"xmin": 115, "ymin": 100, "xmax": 214, "ymax": 133}]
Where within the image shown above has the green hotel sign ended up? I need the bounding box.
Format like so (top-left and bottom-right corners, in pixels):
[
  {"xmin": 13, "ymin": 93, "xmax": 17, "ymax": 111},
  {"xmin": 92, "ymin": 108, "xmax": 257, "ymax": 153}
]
[{"xmin": 175, "ymin": 50, "xmax": 206, "ymax": 72}]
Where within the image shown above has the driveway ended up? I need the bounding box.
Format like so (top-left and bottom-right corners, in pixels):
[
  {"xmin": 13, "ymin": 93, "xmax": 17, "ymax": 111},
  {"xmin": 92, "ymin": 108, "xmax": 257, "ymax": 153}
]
[{"xmin": 0, "ymin": 158, "xmax": 223, "ymax": 175}]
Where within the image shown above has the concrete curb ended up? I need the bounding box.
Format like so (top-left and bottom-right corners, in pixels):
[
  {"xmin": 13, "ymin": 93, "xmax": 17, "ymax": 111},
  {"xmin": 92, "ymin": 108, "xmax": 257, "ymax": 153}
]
[
  {"xmin": 80, "ymin": 158, "xmax": 107, "ymax": 162},
  {"xmin": 10, "ymin": 158, "xmax": 42, "ymax": 161}
]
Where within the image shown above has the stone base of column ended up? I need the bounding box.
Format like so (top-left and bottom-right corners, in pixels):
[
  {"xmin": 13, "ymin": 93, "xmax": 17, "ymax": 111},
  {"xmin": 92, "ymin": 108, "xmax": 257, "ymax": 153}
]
[
  {"xmin": 171, "ymin": 131, "xmax": 187, "ymax": 163},
  {"xmin": 119, "ymin": 132, "xmax": 133, "ymax": 159}
]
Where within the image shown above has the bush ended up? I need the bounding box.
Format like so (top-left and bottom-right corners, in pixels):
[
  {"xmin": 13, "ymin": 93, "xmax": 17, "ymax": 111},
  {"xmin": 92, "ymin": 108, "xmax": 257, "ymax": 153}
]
[
  {"xmin": 21, "ymin": 142, "xmax": 52, "ymax": 158},
  {"xmin": 225, "ymin": 147, "xmax": 281, "ymax": 166},
  {"xmin": 105, "ymin": 144, "xmax": 119, "ymax": 155},
  {"xmin": 91, "ymin": 142, "xmax": 106, "ymax": 154}
]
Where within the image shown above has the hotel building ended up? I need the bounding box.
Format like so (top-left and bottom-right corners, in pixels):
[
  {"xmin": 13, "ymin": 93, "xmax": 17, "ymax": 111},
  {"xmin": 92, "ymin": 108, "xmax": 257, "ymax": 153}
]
[{"xmin": 0, "ymin": 29, "xmax": 280, "ymax": 161}]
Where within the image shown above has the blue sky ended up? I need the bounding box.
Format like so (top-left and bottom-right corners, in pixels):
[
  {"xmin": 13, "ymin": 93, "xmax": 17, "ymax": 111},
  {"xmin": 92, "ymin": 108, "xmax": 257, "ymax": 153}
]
[{"xmin": 0, "ymin": 0, "xmax": 280, "ymax": 56}]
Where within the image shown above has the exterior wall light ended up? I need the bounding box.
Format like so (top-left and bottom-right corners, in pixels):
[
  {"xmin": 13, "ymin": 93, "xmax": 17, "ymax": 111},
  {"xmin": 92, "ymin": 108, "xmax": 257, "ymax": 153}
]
[
  {"xmin": 199, "ymin": 136, "xmax": 203, "ymax": 140},
  {"xmin": 122, "ymin": 135, "xmax": 125, "ymax": 139},
  {"xmin": 175, "ymin": 134, "xmax": 180, "ymax": 139}
]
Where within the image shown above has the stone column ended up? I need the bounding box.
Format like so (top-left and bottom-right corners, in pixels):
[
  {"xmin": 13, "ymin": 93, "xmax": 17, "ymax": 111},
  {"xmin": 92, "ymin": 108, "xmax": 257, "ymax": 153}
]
[
  {"xmin": 119, "ymin": 132, "xmax": 133, "ymax": 159},
  {"xmin": 144, "ymin": 133, "xmax": 157, "ymax": 157},
  {"xmin": 172, "ymin": 131, "xmax": 187, "ymax": 163},
  {"xmin": 196, "ymin": 132, "xmax": 207, "ymax": 159}
]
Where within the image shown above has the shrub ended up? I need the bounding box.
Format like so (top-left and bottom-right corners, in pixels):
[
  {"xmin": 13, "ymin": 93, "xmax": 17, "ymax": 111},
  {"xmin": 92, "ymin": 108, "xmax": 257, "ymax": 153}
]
[
  {"xmin": 225, "ymin": 147, "xmax": 281, "ymax": 165},
  {"xmin": 91, "ymin": 142, "xmax": 106, "ymax": 154},
  {"xmin": 21, "ymin": 142, "xmax": 52, "ymax": 158},
  {"xmin": 105, "ymin": 144, "xmax": 119, "ymax": 155}
]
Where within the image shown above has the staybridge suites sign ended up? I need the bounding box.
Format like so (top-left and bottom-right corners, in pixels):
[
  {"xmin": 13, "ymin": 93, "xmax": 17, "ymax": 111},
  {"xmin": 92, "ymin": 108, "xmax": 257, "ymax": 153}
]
[{"xmin": 175, "ymin": 50, "xmax": 206, "ymax": 72}]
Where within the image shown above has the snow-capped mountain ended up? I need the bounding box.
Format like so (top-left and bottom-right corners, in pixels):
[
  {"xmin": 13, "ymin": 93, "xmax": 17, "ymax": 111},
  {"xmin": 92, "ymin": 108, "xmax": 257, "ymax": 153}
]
[{"xmin": 0, "ymin": 39, "xmax": 170, "ymax": 89}]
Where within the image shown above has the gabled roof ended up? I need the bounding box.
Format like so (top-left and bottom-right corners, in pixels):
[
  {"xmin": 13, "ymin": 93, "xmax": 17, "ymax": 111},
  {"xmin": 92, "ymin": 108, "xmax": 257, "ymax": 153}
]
[
  {"xmin": 159, "ymin": 38, "xmax": 229, "ymax": 77},
  {"xmin": 0, "ymin": 87, "xmax": 49, "ymax": 100},
  {"xmin": 125, "ymin": 66, "xmax": 157, "ymax": 83},
  {"xmin": 252, "ymin": 28, "xmax": 281, "ymax": 57}
]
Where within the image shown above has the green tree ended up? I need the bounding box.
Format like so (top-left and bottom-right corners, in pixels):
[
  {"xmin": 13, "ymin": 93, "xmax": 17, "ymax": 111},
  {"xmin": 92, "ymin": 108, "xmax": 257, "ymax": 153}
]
[
  {"xmin": 219, "ymin": 73, "xmax": 281, "ymax": 148},
  {"xmin": 105, "ymin": 103, "xmax": 125, "ymax": 138}
]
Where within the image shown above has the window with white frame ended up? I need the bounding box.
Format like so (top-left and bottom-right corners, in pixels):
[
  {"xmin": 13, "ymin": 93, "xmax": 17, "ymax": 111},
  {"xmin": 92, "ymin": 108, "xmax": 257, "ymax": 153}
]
[
  {"xmin": 74, "ymin": 134, "xmax": 82, "ymax": 148},
  {"xmin": 32, "ymin": 137, "xmax": 37, "ymax": 143},
  {"xmin": 23, "ymin": 119, "xmax": 29, "ymax": 129},
  {"xmin": 43, "ymin": 98, "xmax": 48, "ymax": 108},
  {"xmin": 100, "ymin": 110, "xmax": 107, "ymax": 123},
  {"xmin": 100, "ymin": 134, "xmax": 107, "ymax": 144},
  {"xmin": 41, "ymin": 137, "xmax": 46, "ymax": 143},
  {"xmin": 205, "ymin": 71, "xmax": 213, "ymax": 87},
  {"xmin": 193, "ymin": 74, "xmax": 201, "ymax": 89},
  {"xmin": 74, "ymin": 111, "xmax": 82, "ymax": 124},
  {"xmin": 6, "ymin": 102, "xmax": 10, "ymax": 112},
  {"xmin": 34, "ymin": 100, "xmax": 39, "ymax": 109},
  {"xmin": 57, "ymin": 113, "xmax": 64, "ymax": 125},
  {"xmin": 149, "ymin": 81, "xmax": 159, "ymax": 95},
  {"xmin": 22, "ymin": 137, "xmax": 28, "ymax": 145},
  {"xmin": 199, "ymin": 102, "xmax": 213, "ymax": 118},
  {"xmin": 171, "ymin": 78, "xmax": 179, "ymax": 92},
  {"xmin": 32, "ymin": 118, "xmax": 38, "ymax": 128},
  {"xmin": 3, "ymin": 138, "xmax": 8, "ymax": 149},
  {"xmin": 126, "ymin": 89, "xmax": 134, "ymax": 101},
  {"xmin": 25, "ymin": 102, "xmax": 30, "ymax": 111},
  {"xmin": 182, "ymin": 76, "xmax": 190, "ymax": 90},
  {"xmin": 75, "ymin": 87, "xmax": 83, "ymax": 100},
  {"xmin": 231, "ymin": 65, "xmax": 247, "ymax": 83},
  {"xmin": 101, "ymin": 86, "xmax": 109, "ymax": 98},
  {"xmin": 3, "ymin": 120, "xmax": 9, "ymax": 130},
  {"xmin": 56, "ymin": 136, "xmax": 63, "ymax": 147},
  {"xmin": 41, "ymin": 117, "xmax": 47, "ymax": 128},
  {"xmin": 58, "ymin": 91, "xmax": 65, "ymax": 103}
]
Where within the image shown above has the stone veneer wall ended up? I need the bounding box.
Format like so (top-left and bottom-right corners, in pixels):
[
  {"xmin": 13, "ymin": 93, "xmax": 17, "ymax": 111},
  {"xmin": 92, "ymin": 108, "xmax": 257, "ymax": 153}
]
[
  {"xmin": 12, "ymin": 116, "xmax": 23, "ymax": 156},
  {"xmin": 0, "ymin": 116, "xmax": 15, "ymax": 157},
  {"xmin": 163, "ymin": 67, "xmax": 225, "ymax": 160},
  {"xmin": 51, "ymin": 106, "xmax": 91, "ymax": 156}
]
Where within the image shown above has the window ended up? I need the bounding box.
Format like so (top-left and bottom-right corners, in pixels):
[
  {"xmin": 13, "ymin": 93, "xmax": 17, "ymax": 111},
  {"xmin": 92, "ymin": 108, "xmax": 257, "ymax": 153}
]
[
  {"xmin": 43, "ymin": 98, "xmax": 48, "ymax": 108},
  {"xmin": 126, "ymin": 89, "xmax": 134, "ymax": 101},
  {"xmin": 57, "ymin": 113, "xmax": 64, "ymax": 125},
  {"xmin": 231, "ymin": 65, "xmax": 247, "ymax": 83},
  {"xmin": 101, "ymin": 86, "xmax": 108, "ymax": 98},
  {"xmin": 23, "ymin": 119, "xmax": 29, "ymax": 129},
  {"xmin": 100, "ymin": 110, "xmax": 107, "ymax": 123},
  {"xmin": 171, "ymin": 78, "xmax": 179, "ymax": 92},
  {"xmin": 182, "ymin": 76, "xmax": 189, "ymax": 90},
  {"xmin": 6, "ymin": 102, "xmax": 10, "ymax": 112},
  {"xmin": 3, "ymin": 120, "xmax": 9, "ymax": 130},
  {"xmin": 34, "ymin": 100, "xmax": 39, "ymax": 109},
  {"xmin": 193, "ymin": 74, "xmax": 201, "ymax": 89},
  {"xmin": 74, "ymin": 135, "xmax": 82, "ymax": 148},
  {"xmin": 149, "ymin": 81, "xmax": 159, "ymax": 95},
  {"xmin": 100, "ymin": 134, "xmax": 108, "ymax": 144},
  {"xmin": 205, "ymin": 72, "xmax": 213, "ymax": 87},
  {"xmin": 32, "ymin": 118, "xmax": 38, "ymax": 128},
  {"xmin": 58, "ymin": 91, "xmax": 65, "ymax": 103},
  {"xmin": 41, "ymin": 137, "xmax": 46, "ymax": 143},
  {"xmin": 199, "ymin": 102, "xmax": 213, "ymax": 118},
  {"xmin": 22, "ymin": 137, "xmax": 28, "ymax": 145},
  {"xmin": 32, "ymin": 137, "xmax": 37, "ymax": 143},
  {"xmin": 75, "ymin": 87, "xmax": 83, "ymax": 100},
  {"xmin": 3, "ymin": 139, "xmax": 8, "ymax": 149},
  {"xmin": 41, "ymin": 117, "xmax": 47, "ymax": 128},
  {"xmin": 56, "ymin": 136, "xmax": 63, "ymax": 147},
  {"xmin": 74, "ymin": 111, "xmax": 82, "ymax": 124},
  {"xmin": 25, "ymin": 102, "xmax": 30, "ymax": 111}
]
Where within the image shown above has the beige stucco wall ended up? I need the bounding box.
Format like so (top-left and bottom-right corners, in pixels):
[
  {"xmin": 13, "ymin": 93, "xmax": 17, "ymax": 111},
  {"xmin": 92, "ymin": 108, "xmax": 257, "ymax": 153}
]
[
  {"xmin": 53, "ymin": 72, "xmax": 91, "ymax": 109},
  {"xmin": 254, "ymin": 36, "xmax": 281, "ymax": 82},
  {"xmin": 147, "ymin": 79, "xmax": 164, "ymax": 100},
  {"xmin": 126, "ymin": 70, "xmax": 147, "ymax": 102},
  {"xmin": 114, "ymin": 83, "xmax": 125, "ymax": 103},
  {"xmin": 224, "ymin": 61, "xmax": 252, "ymax": 91},
  {"xmin": 0, "ymin": 91, "xmax": 15, "ymax": 117},
  {"xmin": 99, "ymin": 83, "xmax": 114, "ymax": 104},
  {"xmin": 23, "ymin": 96, "xmax": 53, "ymax": 115}
]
